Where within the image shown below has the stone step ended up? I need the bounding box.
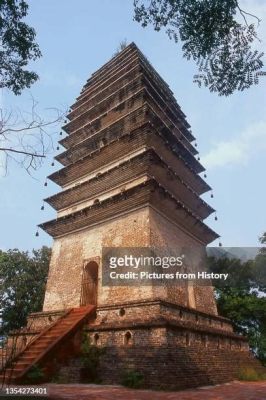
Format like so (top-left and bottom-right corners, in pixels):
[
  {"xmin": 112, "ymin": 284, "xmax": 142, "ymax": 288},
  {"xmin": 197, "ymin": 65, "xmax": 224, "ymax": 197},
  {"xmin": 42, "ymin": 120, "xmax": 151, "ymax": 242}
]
[{"xmin": 1, "ymin": 305, "xmax": 96, "ymax": 383}]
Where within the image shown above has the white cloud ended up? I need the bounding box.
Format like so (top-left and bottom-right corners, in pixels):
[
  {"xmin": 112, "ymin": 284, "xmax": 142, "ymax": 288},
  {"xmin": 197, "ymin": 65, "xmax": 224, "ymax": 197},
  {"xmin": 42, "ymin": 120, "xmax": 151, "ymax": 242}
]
[
  {"xmin": 201, "ymin": 1, "xmax": 266, "ymax": 171},
  {"xmin": 202, "ymin": 120, "xmax": 266, "ymax": 170}
]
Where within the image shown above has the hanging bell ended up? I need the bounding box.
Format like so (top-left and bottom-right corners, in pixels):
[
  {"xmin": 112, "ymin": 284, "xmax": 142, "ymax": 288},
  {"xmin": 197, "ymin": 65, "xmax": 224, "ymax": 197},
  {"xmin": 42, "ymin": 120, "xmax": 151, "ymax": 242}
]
[
  {"xmin": 51, "ymin": 162, "xmax": 55, "ymax": 166},
  {"xmin": 219, "ymin": 242, "xmax": 222, "ymax": 247},
  {"xmin": 211, "ymin": 193, "xmax": 214, "ymax": 198},
  {"xmin": 44, "ymin": 181, "xmax": 47, "ymax": 187},
  {"xmin": 57, "ymin": 146, "xmax": 60, "ymax": 150},
  {"xmin": 60, "ymin": 131, "xmax": 63, "ymax": 136},
  {"xmin": 35, "ymin": 231, "xmax": 39, "ymax": 237},
  {"xmin": 41, "ymin": 205, "xmax": 44, "ymax": 211},
  {"xmin": 215, "ymin": 216, "xmax": 218, "ymax": 221},
  {"xmin": 204, "ymin": 174, "xmax": 207, "ymax": 178},
  {"xmin": 197, "ymin": 157, "xmax": 200, "ymax": 161},
  {"xmin": 195, "ymin": 143, "xmax": 197, "ymax": 147}
]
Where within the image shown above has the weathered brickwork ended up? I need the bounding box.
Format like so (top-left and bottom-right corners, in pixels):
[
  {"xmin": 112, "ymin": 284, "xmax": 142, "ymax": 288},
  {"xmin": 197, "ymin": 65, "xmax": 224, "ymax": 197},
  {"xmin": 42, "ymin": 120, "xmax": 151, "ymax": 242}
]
[
  {"xmin": 43, "ymin": 206, "xmax": 218, "ymax": 314},
  {"xmin": 51, "ymin": 312, "xmax": 260, "ymax": 389},
  {"xmin": 149, "ymin": 209, "xmax": 218, "ymax": 314},
  {"xmin": 95, "ymin": 342, "xmax": 262, "ymax": 389},
  {"xmin": 43, "ymin": 208, "xmax": 151, "ymax": 311}
]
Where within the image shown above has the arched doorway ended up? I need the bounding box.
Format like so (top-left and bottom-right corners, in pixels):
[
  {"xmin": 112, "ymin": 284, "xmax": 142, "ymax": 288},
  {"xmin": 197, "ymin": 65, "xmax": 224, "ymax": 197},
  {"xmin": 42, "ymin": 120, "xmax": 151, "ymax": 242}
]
[{"xmin": 80, "ymin": 261, "xmax": 98, "ymax": 306}]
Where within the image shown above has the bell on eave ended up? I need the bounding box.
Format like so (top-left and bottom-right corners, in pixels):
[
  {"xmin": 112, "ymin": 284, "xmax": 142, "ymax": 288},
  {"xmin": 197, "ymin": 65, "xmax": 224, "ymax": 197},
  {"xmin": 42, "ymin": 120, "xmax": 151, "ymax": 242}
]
[
  {"xmin": 51, "ymin": 162, "xmax": 55, "ymax": 166},
  {"xmin": 204, "ymin": 174, "xmax": 207, "ymax": 178},
  {"xmin": 35, "ymin": 231, "xmax": 39, "ymax": 237},
  {"xmin": 44, "ymin": 181, "xmax": 48, "ymax": 187},
  {"xmin": 41, "ymin": 205, "xmax": 44, "ymax": 211},
  {"xmin": 219, "ymin": 242, "xmax": 222, "ymax": 247},
  {"xmin": 57, "ymin": 146, "xmax": 60, "ymax": 150},
  {"xmin": 211, "ymin": 193, "xmax": 214, "ymax": 198},
  {"xmin": 215, "ymin": 215, "xmax": 218, "ymax": 221}
]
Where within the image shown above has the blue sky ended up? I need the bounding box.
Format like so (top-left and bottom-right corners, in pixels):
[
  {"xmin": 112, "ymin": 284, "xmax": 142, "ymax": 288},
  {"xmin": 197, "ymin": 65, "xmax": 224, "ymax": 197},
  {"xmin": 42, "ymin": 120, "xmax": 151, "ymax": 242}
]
[{"xmin": 0, "ymin": 0, "xmax": 266, "ymax": 251}]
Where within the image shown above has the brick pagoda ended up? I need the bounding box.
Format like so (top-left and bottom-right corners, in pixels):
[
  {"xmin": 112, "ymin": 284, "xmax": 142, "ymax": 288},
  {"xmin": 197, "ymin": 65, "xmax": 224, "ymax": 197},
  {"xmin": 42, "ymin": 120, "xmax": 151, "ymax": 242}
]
[
  {"xmin": 41, "ymin": 42, "xmax": 218, "ymax": 314},
  {"xmin": 2, "ymin": 43, "xmax": 263, "ymax": 387}
]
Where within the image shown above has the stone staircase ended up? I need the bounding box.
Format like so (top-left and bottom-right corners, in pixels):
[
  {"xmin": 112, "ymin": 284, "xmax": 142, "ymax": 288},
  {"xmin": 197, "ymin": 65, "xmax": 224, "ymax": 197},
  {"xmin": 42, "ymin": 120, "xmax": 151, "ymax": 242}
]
[{"xmin": 0, "ymin": 305, "xmax": 95, "ymax": 383}]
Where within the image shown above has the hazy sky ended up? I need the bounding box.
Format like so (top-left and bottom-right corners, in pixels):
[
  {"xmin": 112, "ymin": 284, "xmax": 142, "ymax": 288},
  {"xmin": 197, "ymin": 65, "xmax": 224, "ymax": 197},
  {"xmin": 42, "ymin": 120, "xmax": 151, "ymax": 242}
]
[{"xmin": 1, "ymin": 0, "xmax": 266, "ymax": 251}]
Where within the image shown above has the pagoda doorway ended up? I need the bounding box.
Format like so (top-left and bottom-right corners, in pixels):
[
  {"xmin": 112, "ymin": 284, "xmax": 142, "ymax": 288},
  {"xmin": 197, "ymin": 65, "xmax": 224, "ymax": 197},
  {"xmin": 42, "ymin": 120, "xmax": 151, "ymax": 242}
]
[{"xmin": 80, "ymin": 261, "xmax": 98, "ymax": 306}]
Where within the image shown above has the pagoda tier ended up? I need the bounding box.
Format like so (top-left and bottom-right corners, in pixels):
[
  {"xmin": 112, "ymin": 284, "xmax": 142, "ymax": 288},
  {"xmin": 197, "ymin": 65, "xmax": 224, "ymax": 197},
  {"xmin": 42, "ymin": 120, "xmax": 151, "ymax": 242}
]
[
  {"xmin": 61, "ymin": 44, "xmax": 194, "ymax": 146},
  {"xmin": 40, "ymin": 43, "xmax": 218, "ymax": 245},
  {"xmin": 48, "ymin": 124, "xmax": 210, "ymax": 193},
  {"xmin": 40, "ymin": 180, "xmax": 218, "ymax": 243},
  {"xmin": 45, "ymin": 149, "xmax": 213, "ymax": 220},
  {"xmin": 56, "ymin": 90, "xmax": 198, "ymax": 168},
  {"xmin": 73, "ymin": 43, "xmax": 190, "ymax": 124}
]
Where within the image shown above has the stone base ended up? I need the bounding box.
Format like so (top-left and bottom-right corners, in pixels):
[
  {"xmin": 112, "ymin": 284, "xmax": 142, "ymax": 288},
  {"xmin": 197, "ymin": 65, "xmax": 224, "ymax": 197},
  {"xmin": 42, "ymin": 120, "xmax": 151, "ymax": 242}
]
[
  {"xmin": 4, "ymin": 300, "xmax": 264, "ymax": 389},
  {"xmin": 81, "ymin": 299, "xmax": 264, "ymax": 389}
]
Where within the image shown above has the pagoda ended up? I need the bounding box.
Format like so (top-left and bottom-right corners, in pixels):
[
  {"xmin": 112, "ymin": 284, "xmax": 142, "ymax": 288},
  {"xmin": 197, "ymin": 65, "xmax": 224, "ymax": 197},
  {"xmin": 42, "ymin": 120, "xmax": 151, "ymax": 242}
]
[
  {"xmin": 40, "ymin": 42, "xmax": 219, "ymax": 314},
  {"xmin": 2, "ymin": 43, "xmax": 263, "ymax": 387}
]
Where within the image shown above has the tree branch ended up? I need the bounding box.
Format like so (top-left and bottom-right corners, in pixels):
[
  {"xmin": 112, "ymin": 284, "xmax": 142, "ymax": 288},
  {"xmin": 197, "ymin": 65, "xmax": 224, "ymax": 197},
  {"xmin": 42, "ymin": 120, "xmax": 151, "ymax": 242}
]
[
  {"xmin": 0, "ymin": 117, "xmax": 62, "ymax": 136},
  {"xmin": 0, "ymin": 148, "xmax": 46, "ymax": 158},
  {"xmin": 236, "ymin": 2, "xmax": 261, "ymax": 26},
  {"xmin": 0, "ymin": 94, "xmax": 65, "ymax": 175}
]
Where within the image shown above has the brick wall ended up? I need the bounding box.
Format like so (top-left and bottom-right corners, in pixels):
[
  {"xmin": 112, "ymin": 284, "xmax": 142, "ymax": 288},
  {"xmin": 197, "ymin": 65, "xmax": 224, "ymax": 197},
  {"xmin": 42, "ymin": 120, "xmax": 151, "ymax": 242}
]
[
  {"xmin": 84, "ymin": 325, "xmax": 262, "ymax": 389},
  {"xmin": 43, "ymin": 206, "xmax": 218, "ymax": 315}
]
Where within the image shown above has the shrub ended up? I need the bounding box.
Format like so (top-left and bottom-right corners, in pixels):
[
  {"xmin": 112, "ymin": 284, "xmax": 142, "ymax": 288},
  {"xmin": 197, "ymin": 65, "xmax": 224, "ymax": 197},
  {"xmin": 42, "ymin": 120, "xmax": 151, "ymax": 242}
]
[
  {"xmin": 24, "ymin": 364, "xmax": 45, "ymax": 383},
  {"xmin": 237, "ymin": 367, "xmax": 266, "ymax": 381},
  {"xmin": 79, "ymin": 334, "xmax": 105, "ymax": 383},
  {"xmin": 121, "ymin": 369, "xmax": 144, "ymax": 388}
]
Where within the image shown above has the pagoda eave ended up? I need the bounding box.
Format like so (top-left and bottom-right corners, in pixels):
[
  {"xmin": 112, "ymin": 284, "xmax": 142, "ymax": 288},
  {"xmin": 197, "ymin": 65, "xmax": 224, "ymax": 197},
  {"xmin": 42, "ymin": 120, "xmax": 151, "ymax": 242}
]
[
  {"xmin": 44, "ymin": 149, "xmax": 214, "ymax": 220},
  {"xmin": 40, "ymin": 181, "xmax": 218, "ymax": 244},
  {"xmin": 48, "ymin": 127, "xmax": 211, "ymax": 196}
]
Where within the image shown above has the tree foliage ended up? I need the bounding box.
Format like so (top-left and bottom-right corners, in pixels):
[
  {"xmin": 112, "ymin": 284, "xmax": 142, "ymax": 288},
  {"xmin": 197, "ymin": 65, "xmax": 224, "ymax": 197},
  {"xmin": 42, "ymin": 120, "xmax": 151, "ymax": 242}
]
[
  {"xmin": 208, "ymin": 235, "xmax": 266, "ymax": 365},
  {"xmin": 0, "ymin": 0, "xmax": 41, "ymax": 95},
  {"xmin": 0, "ymin": 247, "xmax": 50, "ymax": 335},
  {"xmin": 134, "ymin": 0, "xmax": 265, "ymax": 95}
]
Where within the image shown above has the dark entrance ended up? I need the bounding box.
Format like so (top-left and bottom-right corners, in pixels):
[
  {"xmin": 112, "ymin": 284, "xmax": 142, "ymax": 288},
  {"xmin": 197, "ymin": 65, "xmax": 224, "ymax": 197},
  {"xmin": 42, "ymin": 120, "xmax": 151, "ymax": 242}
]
[{"xmin": 80, "ymin": 261, "xmax": 98, "ymax": 306}]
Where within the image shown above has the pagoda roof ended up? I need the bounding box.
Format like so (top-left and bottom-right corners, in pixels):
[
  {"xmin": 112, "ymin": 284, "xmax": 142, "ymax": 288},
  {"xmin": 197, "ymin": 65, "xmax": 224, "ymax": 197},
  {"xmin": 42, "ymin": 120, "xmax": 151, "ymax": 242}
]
[
  {"xmin": 65, "ymin": 43, "xmax": 193, "ymax": 140},
  {"xmin": 39, "ymin": 180, "xmax": 218, "ymax": 244},
  {"xmin": 40, "ymin": 43, "xmax": 218, "ymax": 243},
  {"xmin": 55, "ymin": 97, "xmax": 199, "ymax": 170},
  {"xmin": 48, "ymin": 123, "xmax": 210, "ymax": 196},
  {"xmin": 45, "ymin": 149, "xmax": 214, "ymax": 220}
]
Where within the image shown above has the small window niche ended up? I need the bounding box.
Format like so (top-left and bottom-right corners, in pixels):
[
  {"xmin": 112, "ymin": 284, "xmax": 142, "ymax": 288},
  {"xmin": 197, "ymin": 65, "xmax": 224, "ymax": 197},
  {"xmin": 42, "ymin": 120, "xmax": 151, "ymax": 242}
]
[
  {"xmin": 119, "ymin": 308, "xmax": 126, "ymax": 317},
  {"xmin": 124, "ymin": 331, "xmax": 133, "ymax": 346},
  {"xmin": 94, "ymin": 333, "xmax": 100, "ymax": 345}
]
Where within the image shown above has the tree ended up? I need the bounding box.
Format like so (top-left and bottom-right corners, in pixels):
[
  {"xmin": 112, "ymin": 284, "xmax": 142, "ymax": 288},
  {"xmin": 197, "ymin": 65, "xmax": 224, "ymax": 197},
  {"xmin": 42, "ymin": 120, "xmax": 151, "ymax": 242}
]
[
  {"xmin": 0, "ymin": 247, "xmax": 51, "ymax": 336},
  {"xmin": 0, "ymin": 2, "xmax": 65, "ymax": 175},
  {"xmin": 208, "ymin": 236, "xmax": 266, "ymax": 365},
  {"xmin": 0, "ymin": 0, "xmax": 41, "ymax": 95},
  {"xmin": 133, "ymin": 0, "xmax": 266, "ymax": 96},
  {"xmin": 0, "ymin": 96, "xmax": 63, "ymax": 174}
]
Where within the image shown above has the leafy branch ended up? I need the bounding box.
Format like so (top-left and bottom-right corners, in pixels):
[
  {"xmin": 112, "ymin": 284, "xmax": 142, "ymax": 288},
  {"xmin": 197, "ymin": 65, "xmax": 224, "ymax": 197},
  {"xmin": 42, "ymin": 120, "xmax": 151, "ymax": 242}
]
[{"xmin": 133, "ymin": 0, "xmax": 266, "ymax": 95}]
